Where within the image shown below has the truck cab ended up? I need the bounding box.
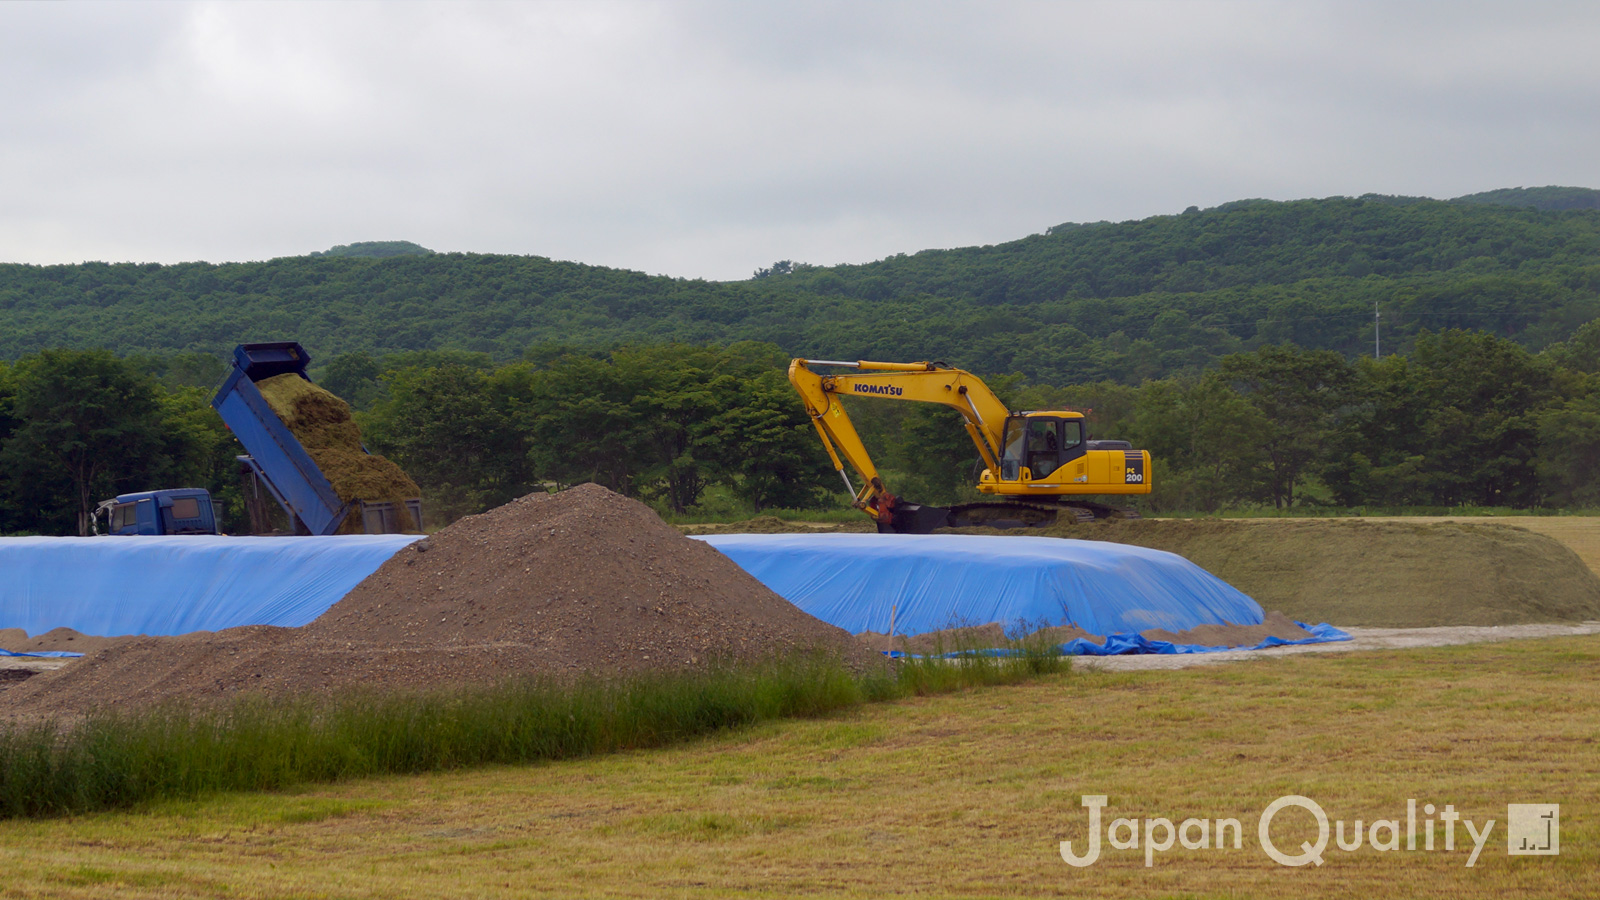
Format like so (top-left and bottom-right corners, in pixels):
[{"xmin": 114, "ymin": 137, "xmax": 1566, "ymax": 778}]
[{"xmin": 95, "ymin": 489, "xmax": 219, "ymax": 536}]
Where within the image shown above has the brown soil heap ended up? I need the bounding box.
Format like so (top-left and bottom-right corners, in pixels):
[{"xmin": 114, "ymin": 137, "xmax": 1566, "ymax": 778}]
[
  {"xmin": 0, "ymin": 628, "xmax": 131, "ymax": 655},
  {"xmin": 255, "ymin": 373, "xmax": 421, "ymax": 533},
  {"xmin": 1, "ymin": 484, "xmax": 875, "ymax": 719}
]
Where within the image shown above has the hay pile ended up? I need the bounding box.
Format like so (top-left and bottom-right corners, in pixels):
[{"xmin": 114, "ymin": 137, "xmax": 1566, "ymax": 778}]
[{"xmin": 255, "ymin": 373, "xmax": 420, "ymax": 533}]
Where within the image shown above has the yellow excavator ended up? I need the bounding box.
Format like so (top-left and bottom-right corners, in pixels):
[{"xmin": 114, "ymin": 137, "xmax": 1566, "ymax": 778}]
[{"xmin": 789, "ymin": 358, "xmax": 1152, "ymax": 532}]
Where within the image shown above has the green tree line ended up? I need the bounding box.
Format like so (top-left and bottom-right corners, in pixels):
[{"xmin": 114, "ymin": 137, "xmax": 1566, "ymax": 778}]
[
  {"xmin": 7, "ymin": 325, "xmax": 1600, "ymax": 535},
  {"xmin": 0, "ymin": 344, "xmax": 834, "ymax": 534}
]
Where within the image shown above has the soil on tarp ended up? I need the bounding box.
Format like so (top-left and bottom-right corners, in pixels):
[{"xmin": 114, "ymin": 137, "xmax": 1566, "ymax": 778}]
[
  {"xmin": 1141, "ymin": 610, "xmax": 1313, "ymax": 647},
  {"xmin": 255, "ymin": 373, "xmax": 421, "ymax": 533},
  {"xmin": 0, "ymin": 485, "xmax": 876, "ymax": 720}
]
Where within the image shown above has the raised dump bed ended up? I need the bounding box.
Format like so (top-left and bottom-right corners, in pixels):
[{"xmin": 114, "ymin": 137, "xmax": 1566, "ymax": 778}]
[{"xmin": 212, "ymin": 341, "xmax": 422, "ymax": 535}]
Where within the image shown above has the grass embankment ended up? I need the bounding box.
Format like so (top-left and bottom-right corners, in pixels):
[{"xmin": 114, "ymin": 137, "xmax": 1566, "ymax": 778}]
[
  {"xmin": 0, "ymin": 648, "xmax": 1060, "ymax": 820},
  {"xmin": 0, "ymin": 636, "xmax": 1593, "ymax": 899},
  {"xmin": 1035, "ymin": 517, "xmax": 1600, "ymax": 626}
]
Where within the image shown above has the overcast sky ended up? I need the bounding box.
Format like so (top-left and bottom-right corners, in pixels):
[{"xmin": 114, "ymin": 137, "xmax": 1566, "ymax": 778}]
[{"xmin": 2, "ymin": 1, "xmax": 1597, "ymax": 280}]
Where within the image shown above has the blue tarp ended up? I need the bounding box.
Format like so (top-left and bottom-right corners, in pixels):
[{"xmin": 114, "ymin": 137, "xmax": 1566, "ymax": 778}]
[
  {"xmin": 0, "ymin": 649, "xmax": 82, "ymax": 658},
  {"xmin": 1054, "ymin": 622, "xmax": 1352, "ymax": 655},
  {"xmin": 0, "ymin": 535, "xmax": 420, "ymax": 638},
  {"xmin": 698, "ymin": 533, "xmax": 1350, "ymax": 654}
]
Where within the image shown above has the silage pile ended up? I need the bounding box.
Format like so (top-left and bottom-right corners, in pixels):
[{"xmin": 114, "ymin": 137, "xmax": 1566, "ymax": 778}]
[
  {"xmin": 949, "ymin": 518, "xmax": 1600, "ymax": 627},
  {"xmin": 0, "ymin": 485, "xmax": 875, "ymax": 719},
  {"xmin": 255, "ymin": 373, "xmax": 421, "ymax": 533}
]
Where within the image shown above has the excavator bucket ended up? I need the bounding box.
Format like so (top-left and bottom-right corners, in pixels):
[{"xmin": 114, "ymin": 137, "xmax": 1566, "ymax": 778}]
[{"xmin": 887, "ymin": 503, "xmax": 956, "ymax": 534}]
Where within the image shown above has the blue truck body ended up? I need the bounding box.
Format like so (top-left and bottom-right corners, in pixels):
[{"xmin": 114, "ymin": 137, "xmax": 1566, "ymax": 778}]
[
  {"xmin": 101, "ymin": 489, "xmax": 219, "ymax": 536},
  {"xmin": 211, "ymin": 342, "xmax": 421, "ymax": 536}
]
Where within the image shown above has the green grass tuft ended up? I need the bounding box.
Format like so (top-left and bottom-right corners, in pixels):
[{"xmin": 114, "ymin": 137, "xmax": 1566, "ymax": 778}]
[{"xmin": 0, "ymin": 643, "xmax": 1063, "ymax": 819}]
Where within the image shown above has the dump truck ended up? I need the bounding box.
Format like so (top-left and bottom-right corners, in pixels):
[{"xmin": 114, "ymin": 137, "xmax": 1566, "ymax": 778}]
[
  {"xmin": 789, "ymin": 358, "xmax": 1152, "ymax": 532},
  {"xmin": 211, "ymin": 341, "xmax": 422, "ymax": 535}
]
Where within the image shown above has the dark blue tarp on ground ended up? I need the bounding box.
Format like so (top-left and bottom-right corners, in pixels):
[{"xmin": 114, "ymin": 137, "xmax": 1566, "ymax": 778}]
[
  {"xmin": 0, "ymin": 535, "xmax": 420, "ymax": 638},
  {"xmin": 881, "ymin": 622, "xmax": 1353, "ymax": 658},
  {"xmin": 698, "ymin": 533, "xmax": 1350, "ymax": 654},
  {"xmin": 1052, "ymin": 621, "xmax": 1350, "ymax": 656}
]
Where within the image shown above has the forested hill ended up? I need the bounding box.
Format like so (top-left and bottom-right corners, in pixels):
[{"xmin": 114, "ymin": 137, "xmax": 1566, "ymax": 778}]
[{"xmin": 3, "ymin": 191, "xmax": 1599, "ymax": 385}]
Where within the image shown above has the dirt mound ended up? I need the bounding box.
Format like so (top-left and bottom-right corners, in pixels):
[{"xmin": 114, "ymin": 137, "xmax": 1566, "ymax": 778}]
[
  {"xmin": 0, "ymin": 628, "xmax": 132, "ymax": 655},
  {"xmin": 255, "ymin": 373, "xmax": 421, "ymax": 533},
  {"xmin": 1, "ymin": 485, "xmax": 874, "ymax": 719},
  {"xmin": 947, "ymin": 518, "xmax": 1600, "ymax": 627}
]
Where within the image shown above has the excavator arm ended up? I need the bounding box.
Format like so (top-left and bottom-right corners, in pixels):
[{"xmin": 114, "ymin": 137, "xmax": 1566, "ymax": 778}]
[{"xmin": 788, "ymin": 358, "xmax": 1010, "ymax": 506}]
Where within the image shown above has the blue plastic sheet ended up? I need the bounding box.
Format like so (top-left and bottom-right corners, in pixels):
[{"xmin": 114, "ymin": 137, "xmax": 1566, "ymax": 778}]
[
  {"xmin": 698, "ymin": 533, "xmax": 1267, "ymax": 636},
  {"xmin": 1055, "ymin": 621, "xmax": 1352, "ymax": 656},
  {"xmin": 698, "ymin": 534, "xmax": 1351, "ymax": 654},
  {"xmin": 0, "ymin": 649, "xmax": 82, "ymax": 658},
  {"xmin": 0, "ymin": 535, "xmax": 420, "ymax": 637}
]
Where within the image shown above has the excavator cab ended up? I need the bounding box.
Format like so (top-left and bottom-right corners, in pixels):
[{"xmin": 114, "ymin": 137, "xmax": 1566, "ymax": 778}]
[{"xmin": 999, "ymin": 414, "xmax": 1087, "ymax": 481}]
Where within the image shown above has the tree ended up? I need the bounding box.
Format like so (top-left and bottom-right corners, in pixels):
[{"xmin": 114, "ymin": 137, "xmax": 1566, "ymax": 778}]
[
  {"xmin": 696, "ymin": 369, "xmax": 832, "ymax": 510},
  {"xmin": 363, "ymin": 363, "xmax": 537, "ymax": 522},
  {"xmin": 1215, "ymin": 345, "xmax": 1355, "ymax": 508},
  {"xmin": 319, "ymin": 351, "xmax": 387, "ymax": 411},
  {"xmin": 1127, "ymin": 375, "xmax": 1271, "ymax": 511},
  {"xmin": 1, "ymin": 350, "xmax": 170, "ymax": 534},
  {"xmin": 1535, "ymin": 390, "xmax": 1600, "ymax": 506},
  {"xmin": 1405, "ymin": 330, "xmax": 1554, "ymax": 506}
]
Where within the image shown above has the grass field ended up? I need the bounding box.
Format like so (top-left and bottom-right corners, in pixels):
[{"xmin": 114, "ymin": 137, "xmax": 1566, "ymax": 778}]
[{"xmin": 0, "ymin": 636, "xmax": 1593, "ymax": 899}]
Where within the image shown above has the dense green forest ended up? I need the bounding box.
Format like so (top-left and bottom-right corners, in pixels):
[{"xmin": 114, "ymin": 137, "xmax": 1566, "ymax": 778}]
[
  {"xmin": 7, "ymin": 187, "xmax": 1600, "ymax": 534},
  {"xmin": 4, "ymin": 189, "xmax": 1600, "ymax": 387}
]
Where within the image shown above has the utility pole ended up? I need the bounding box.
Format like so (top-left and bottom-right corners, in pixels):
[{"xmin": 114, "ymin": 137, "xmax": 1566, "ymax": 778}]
[{"xmin": 1374, "ymin": 303, "xmax": 1381, "ymax": 360}]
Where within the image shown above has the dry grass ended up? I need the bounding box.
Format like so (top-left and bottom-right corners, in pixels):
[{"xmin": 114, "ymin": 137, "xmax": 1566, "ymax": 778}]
[
  {"xmin": 949, "ymin": 517, "xmax": 1600, "ymax": 627},
  {"xmin": 1354, "ymin": 515, "xmax": 1600, "ymax": 578},
  {"xmin": 0, "ymin": 636, "xmax": 1594, "ymax": 899}
]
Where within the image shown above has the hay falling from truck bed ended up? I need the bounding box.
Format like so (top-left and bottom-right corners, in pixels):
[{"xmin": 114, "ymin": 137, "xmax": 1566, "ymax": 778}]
[{"xmin": 255, "ymin": 373, "xmax": 421, "ymax": 533}]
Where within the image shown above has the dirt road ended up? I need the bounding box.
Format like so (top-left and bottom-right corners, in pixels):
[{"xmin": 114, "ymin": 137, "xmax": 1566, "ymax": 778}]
[{"xmin": 1078, "ymin": 620, "xmax": 1600, "ymax": 671}]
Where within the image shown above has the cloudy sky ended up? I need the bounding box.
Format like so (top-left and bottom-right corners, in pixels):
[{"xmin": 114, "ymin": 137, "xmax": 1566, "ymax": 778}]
[{"xmin": 2, "ymin": 1, "xmax": 1597, "ymax": 280}]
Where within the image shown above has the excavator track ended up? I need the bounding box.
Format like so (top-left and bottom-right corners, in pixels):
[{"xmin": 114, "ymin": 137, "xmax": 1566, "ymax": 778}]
[{"xmin": 887, "ymin": 499, "xmax": 1140, "ymax": 534}]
